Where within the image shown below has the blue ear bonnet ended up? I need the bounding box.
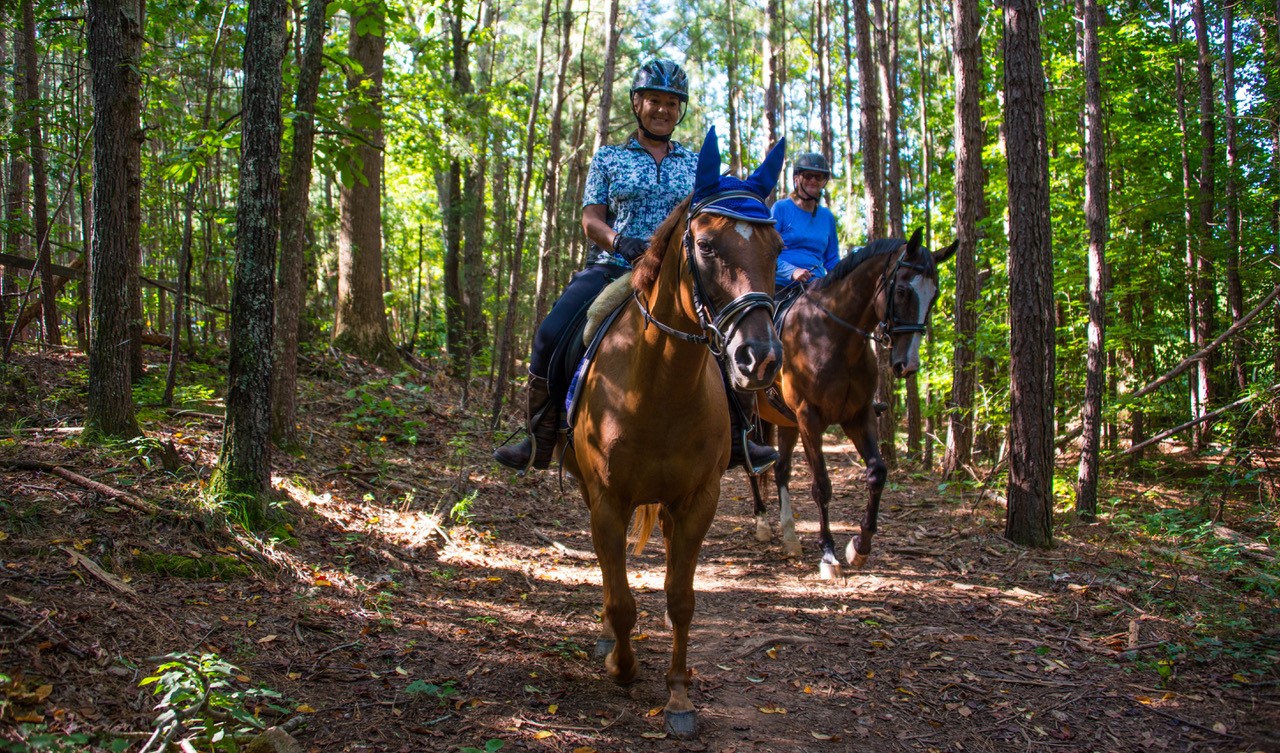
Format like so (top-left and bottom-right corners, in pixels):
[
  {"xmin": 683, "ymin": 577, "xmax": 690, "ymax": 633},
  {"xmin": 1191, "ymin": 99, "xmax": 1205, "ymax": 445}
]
[{"xmin": 690, "ymin": 126, "xmax": 786, "ymax": 224}]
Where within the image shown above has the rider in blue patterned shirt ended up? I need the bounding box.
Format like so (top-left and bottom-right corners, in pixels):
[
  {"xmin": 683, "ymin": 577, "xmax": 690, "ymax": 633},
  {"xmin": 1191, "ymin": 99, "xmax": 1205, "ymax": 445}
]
[{"xmin": 495, "ymin": 59, "xmax": 697, "ymax": 473}]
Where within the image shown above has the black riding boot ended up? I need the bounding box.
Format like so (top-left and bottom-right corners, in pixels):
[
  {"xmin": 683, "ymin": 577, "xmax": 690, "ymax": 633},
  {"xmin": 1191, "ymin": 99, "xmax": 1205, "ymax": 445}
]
[
  {"xmin": 494, "ymin": 374, "xmax": 562, "ymax": 472},
  {"xmin": 729, "ymin": 390, "xmax": 778, "ymax": 475}
]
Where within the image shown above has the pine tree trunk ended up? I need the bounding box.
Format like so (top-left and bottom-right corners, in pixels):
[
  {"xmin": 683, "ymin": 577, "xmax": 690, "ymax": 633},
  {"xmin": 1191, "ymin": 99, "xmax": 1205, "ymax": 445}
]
[
  {"xmin": 1223, "ymin": 3, "xmax": 1244, "ymax": 392},
  {"xmin": 593, "ymin": 0, "xmax": 620, "ymax": 153},
  {"xmin": 817, "ymin": 0, "xmax": 834, "ymax": 164},
  {"xmin": 270, "ymin": 0, "xmax": 326, "ymax": 445},
  {"xmin": 1003, "ymin": 0, "xmax": 1055, "ymax": 548},
  {"xmin": 490, "ymin": 0, "xmax": 551, "ymax": 427},
  {"xmin": 1191, "ymin": 0, "xmax": 1215, "ymax": 448},
  {"xmin": 213, "ymin": 0, "xmax": 286, "ymax": 514},
  {"xmin": 854, "ymin": 0, "xmax": 884, "ymax": 238},
  {"xmin": 915, "ymin": 0, "xmax": 933, "ymax": 468},
  {"xmin": 943, "ymin": 0, "xmax": 983, "ymax": 478},
  {"xmin": 463, "ymin": 0, "xmax": 496, "ymax": 373},
  {"xmin": 1171, "ymin": 1, "xmax": 1200, "ymax": 445},
  {"xmin": 873, "ymin": 0, "xmax": 903, "ymax": 463},
  {"xmin": 727, "ymin": 0, "xmax": 743, "ymax": 173},
  {"xmin": 20, "ymin": 0, "xmax": 58, "ymax": 346},
  {"xmin": 533, "ymin": 0, "xmax": 574, "ymax": 325},
  {"xmin": 0, "ymin": 25, "xmax": 8, "ymax": 338},
  {"xmin": 764, "ymin": 0, "xmax": 782, "ymax": 148},
  {"xmin": 1075, "ymin": 0, "xmax": 1107, "ymax": 520},
  {"xmin": 334, "ymin": 1, "xmax": 399, "ymax": 369},
  {"xmin": 4, "ymin": 28, "xmax": 29, "ymax": 347},
  {"xmin": 840, "ymin": 0, "xmax": 859, "ymax": 229},
  {"xmin": 84, "ymin": 0, "xmax": 142, "ymax": 440},
  {"xmin": 125, "ymin": 0, "xmax": 144, "ymax": 381}
]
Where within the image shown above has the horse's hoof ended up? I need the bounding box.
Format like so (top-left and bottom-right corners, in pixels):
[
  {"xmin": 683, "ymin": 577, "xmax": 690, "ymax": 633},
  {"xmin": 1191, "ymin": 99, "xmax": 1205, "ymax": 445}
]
[
  {"xmin": 755, "ymin": 519, "xmax": 772, "ymax": 543},
  {"xmin": 664, "ymin": 709, "xmax": 698, "ymax": 739},
  {"xmin": 845, "ymin": 538, "xmax": 870, "ymax": 569},
  {"xmin": 594, "ymin": 638, "xmax": 615, "ymax": 659},
  {"xmin": 819, "ymin": 560, "xmax": 842, "ymax": 580},
  {"xmin": 782, "ymin": 539, "xmax": 802, "ymax": 559}
]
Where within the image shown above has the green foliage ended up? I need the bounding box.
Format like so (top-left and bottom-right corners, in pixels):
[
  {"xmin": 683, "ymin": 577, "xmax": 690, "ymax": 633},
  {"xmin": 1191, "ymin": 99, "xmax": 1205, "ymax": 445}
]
[
  {"xmin": 338, "ymin": 373, "xmax": 431, "ymax": 444},
  {"xmin": 458, "ymin": 740, "xmax": 504, "ymax": 753},
  {"xmin": 404, "ymin": 679, "xmax": 459, "ymax": 705},
  {"xmin": 138, "ymin": 653, "xmax": 291, "ymax": 751},
  {"xmin": 0, "ymin": 725, "xmax": 129, "ymax": 753}
]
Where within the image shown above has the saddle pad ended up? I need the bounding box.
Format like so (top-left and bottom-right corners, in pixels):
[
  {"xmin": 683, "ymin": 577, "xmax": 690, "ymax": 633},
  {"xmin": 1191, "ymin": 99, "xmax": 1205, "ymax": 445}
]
[
  {"xmin": 564, "ymin": 300, "xmax": 629, "ymax": 431},
  {"xmin": 584, "ymin": 271, "xmax": 634, "ymax": 346}
]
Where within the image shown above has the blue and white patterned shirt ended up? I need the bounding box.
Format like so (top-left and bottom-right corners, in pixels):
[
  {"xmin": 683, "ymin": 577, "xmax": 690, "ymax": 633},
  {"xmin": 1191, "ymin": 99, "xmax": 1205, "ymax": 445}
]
[{"xmin": 581, "ymin": 136, "xmax": 697, "ymax": 267}]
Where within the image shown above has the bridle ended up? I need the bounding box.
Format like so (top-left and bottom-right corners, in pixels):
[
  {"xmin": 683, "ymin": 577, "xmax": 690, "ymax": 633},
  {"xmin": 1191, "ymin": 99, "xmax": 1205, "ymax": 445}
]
[
  {"xmin": 634, "ymin": 190, "xmax": 777, "ymax": 358},
  {"xmin": 798, "ymin": 246, "xmax": 938, "ymax": 345}
]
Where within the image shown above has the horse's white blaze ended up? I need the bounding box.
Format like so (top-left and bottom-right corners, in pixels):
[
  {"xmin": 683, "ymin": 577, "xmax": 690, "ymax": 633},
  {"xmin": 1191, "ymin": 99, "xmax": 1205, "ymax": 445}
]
[
  {"xmin": 734, "ymin": 221, "xmax": 754, "ymax": 241},
  {"xmin": 908, "ymin": 276, "xmax": 937, "ymax": 324}
]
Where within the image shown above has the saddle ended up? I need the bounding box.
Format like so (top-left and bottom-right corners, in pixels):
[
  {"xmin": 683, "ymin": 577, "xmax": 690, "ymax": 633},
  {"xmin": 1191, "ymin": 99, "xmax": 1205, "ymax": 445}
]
[{"xmin": 554, "ymin": 274, "xmax": 633, "ymax": 432}]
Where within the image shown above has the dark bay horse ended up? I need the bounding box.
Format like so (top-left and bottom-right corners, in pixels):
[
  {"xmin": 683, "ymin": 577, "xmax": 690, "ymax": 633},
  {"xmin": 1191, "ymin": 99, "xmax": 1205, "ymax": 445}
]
[
  {"xmin": 562, "ymin": 130, "xmax": 784, "ymax": 738},
  {"xmin": 755, "ymin": 229, "xmax": 957, "ymax": 578}
]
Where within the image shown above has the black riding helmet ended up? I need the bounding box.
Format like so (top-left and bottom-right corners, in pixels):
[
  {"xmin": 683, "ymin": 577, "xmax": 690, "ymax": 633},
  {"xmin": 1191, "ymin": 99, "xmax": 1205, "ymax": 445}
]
[
  {"xmin": 630, "ymin": 59, "xmax": 689, "ymax": 142},
  {"xmin": 794, "ymin": 152, "xmax": 833, "ymax": 176}
]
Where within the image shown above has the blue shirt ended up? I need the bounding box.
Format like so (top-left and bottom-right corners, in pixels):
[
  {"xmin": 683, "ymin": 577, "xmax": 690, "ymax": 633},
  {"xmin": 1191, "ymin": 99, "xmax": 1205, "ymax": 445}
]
[
  {"xmin": 772, "ymin": 197, "xmax": 840, "ymax": 288},
  {"xmin": 581, "ymin": 137, "xmax": 697, "ymax": 267}
]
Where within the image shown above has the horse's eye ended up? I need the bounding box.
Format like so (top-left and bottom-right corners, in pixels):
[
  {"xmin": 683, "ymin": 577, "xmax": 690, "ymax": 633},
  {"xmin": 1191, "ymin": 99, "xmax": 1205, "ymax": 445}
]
[{"xmin": 695, "ymin": 239, "xmax": 716, "ymax": 257}]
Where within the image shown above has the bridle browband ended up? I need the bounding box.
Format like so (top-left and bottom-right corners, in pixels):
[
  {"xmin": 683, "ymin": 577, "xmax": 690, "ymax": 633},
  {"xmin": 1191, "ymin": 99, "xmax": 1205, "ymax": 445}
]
[
  {"xmin": 633, "ymin": 190, "xmax": 777, "ymax": 358},
  {"xmin": 796, "ymin": 245, "xmax": 937, "ymax": 345}
]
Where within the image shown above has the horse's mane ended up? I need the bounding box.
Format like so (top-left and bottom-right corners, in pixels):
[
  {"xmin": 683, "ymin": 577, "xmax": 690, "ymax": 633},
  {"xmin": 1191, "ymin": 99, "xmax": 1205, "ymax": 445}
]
[
  {"xmin": 631, "ymin": 196, "xmax": 692, "ymax": 294},
  {"xmin": 817, "ymin": 237, "xmax": 935, "ymax": 289}
]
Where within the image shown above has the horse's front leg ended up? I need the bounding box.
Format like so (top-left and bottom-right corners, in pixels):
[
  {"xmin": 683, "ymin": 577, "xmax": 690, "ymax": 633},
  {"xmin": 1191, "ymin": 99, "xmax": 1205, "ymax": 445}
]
[
  {"xmin": 798, "ymin": 407, "xmax": 839, "ymax": 579},
  {"xmin": 659, "ymin": 486, "xmax": 719, "ymax": 739},
  {"xmin": 772, "ymin": 424, "xmax": 802, "ymax": 557},
  {"xmin": 842, "ymin": 412, "xmax": 887, "ymax": 568},
  {"xmin": 752, "ymin": 422, "xmax": 777, "ymax": 543},
  {"xmin": 586, "ymin": 491, "xmax": 638, "ymax": 684}
]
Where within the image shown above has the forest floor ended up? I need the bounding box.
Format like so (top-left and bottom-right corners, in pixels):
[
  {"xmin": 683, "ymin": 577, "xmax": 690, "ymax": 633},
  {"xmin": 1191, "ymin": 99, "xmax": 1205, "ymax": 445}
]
[{"xmin": 1, "ymin": 347, "xmax": 1279, "ymax": 753}]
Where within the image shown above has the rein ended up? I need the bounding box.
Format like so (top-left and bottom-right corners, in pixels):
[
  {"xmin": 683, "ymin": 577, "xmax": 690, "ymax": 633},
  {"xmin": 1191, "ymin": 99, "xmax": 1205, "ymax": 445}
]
[
  {"xmin": 798, "ymin": 246, "xmax": 937, "ymax": 344},
  {"xmin": 633, "ymin": 190, "xmax": 777, "ymax": 358}
]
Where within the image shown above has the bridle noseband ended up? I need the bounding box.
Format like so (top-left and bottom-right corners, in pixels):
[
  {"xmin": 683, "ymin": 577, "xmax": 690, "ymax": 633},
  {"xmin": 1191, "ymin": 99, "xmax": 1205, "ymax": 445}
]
[{"xmin": 634, "ymin": 190, "xmax": 777, "ymax": 358}]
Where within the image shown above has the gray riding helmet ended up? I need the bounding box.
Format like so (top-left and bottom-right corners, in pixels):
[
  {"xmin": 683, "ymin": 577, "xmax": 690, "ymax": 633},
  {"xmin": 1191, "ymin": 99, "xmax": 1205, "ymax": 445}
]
[{"xmin": 794, "ymin": 152, "xmax": 833, "ymax": 176}]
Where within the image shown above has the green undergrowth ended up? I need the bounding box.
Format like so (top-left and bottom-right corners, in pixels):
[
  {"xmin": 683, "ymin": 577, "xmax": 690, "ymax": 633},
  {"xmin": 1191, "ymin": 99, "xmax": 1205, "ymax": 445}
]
[{"xmin": 132, "ymin": 551, "xmax": 255, "ymax": 580}]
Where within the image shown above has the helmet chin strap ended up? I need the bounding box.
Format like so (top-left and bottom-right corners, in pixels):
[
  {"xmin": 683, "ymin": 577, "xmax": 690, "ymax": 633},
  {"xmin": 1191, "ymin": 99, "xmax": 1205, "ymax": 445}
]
[
  {"xmin": 638, "ymin": 122, "xmax": 673, "ymax": 142},
  {"xmin": 794, "ymin": 179, "xmax": 821, "ymax": 203},
  {"xmin": 633, "ymin": 99, "xmax": 686, "ymax": 143}
]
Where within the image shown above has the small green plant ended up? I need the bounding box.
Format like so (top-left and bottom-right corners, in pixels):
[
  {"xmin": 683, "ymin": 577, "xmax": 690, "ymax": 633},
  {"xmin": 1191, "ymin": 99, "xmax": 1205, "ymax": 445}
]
[
  {"xmin": 451, "ymin": 489, "xmax": 479, "ymax": 524},
  {"xmin": 404, "ymin": 679, "xmax": 459, "ymax": 706},
  {"xmin": 139, "ymin": 652, "xmax": 291, "ymax": 751},
  {"xmin": 0, "ymin": 725, "xmax": 129, "ymax": 753},
  {"xmin": 459, "ymin": 739, "xmax": 504, "ymax": 753}
]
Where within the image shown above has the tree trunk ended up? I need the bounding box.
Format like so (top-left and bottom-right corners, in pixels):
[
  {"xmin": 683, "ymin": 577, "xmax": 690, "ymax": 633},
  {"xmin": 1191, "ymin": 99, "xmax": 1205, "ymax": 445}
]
[
  {"xmin": 1191, "ymin": 0, "xmax": 1215, "ymax": 448},
  {"xmin": 727, "ymin": 0, "xmax": 743, "ymax": 173},
  {"xmin": 84, "ymin": 0, "xmax": 142, "ymax": 440},
  {"xmin": 1004, "ymin": 0, "xmax": 1055, "ymax": 548},
  {"xmin": 1171, "ymin": 0, "xmax": 1200, "ymax": 446},
  {"xmin": 212, "ymin": 0, "xmax": 286, "ymax": 516},
  {"xmin": 334, "ymin": 1, "xmax": 399, "ymax": 369},
  {"xmin": 943, "ymin": 0, "xmax": 983, "ymax": 478},
  {"xmin": 490, "ymin": 0, "xmax": 551, "ymax": 427},
  {"xmin": 840, "ymin": 0, "xmax": 859, "ymax": 229},
  {"xmin": 817, "ymin": 0, "xmax": 834, "ymax": 164},
  {"xmin": 463, "ymin": 0, "xmax": 496, "ymax": 378},
  {"xmin": 854, "ymin": 0, "xmax": 884, "ymax": 239},
  {"xmin": 1223, "ymin": 2, "xmax": 1244, "ymax": 393},
  {"xmin": 0, "ymin": 25, "xmax": 8, "ymax": 338},
  {"xmin": 20, "ymin": 0, "xmax": 57, "ymax": 346},
  {"xmin": 4, "ymin": 27, "xmax": 30, "ymax": 348},
  {"xmin": 873, "ymin": 0, "xmax": 903, "ymax": 462},
  {"xmin": 593, "ymin": 0, "xmax": 620, "ymax": 153},
  {"xmin": 915, "ymin": 0, "xmax": 933, "ymax": 467},
  {"xmin": 270, "ymin": 0, "xmax": 326, "ymax": 445},
  {"xmin": 533, "ymin": 0, "xmax": 574, "ymax": 325},
  {"xmin": 764, "ymin": 0, "xmax": 782, "ymax": 149},
  {"xmin": 1075, "ymin": 0, "xmax": 1107, "ymax": 520},
  {"xmin": 125, "ymin": 0, "xmax": 144, "ymax": 381}
]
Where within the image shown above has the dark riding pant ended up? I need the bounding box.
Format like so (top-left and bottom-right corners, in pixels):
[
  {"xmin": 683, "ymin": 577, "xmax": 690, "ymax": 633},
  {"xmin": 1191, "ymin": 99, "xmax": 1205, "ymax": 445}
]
[{"xmin": 529, "ymin": 263, "xmax": 628, "ymax": 385}]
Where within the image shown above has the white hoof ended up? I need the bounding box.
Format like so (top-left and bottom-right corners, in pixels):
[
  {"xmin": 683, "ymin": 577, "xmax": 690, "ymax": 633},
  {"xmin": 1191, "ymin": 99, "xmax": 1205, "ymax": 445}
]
[
  {"xmin": 755, "ymin": 517, "xmax": 772, "ymax": 543},
  {"xmin": 845, "ymin": 538, "xmax": 870, "ymax": 569},
  {"xmin": 819, "ymin": 560, "xmax": 843, "ymax": 580}
]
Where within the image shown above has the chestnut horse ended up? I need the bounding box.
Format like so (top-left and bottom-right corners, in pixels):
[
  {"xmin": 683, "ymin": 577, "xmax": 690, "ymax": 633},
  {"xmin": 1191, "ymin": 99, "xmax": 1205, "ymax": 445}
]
[
  {"xmin": 563, "ymin": 130, "xmax": 784, "ymax": 738},
  {"xmin": 755, "ymin": 229, "xmax": 957, "ymax": 578}
]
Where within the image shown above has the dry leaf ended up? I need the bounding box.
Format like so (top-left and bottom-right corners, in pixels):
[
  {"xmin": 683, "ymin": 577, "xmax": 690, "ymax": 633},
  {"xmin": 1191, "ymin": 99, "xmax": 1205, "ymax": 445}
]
[
  {"xmin": 257, "ymin": 634, "xmax": 278, "ymax": 644},
  {"xmin": 533, "ymin": 730, "xmax": 554, "ymax": 739},
  {"xmin": 646, "ymin": 707, "xmax": 662, "ymax": 717},
  {"xmin": 548, "ymin": 704, "xmax": 558, "ymax": 714},
  {"xmin": 296, "ymin": 704, "xmax": 316, "ymax": 713},
  {"xmin": 766, "ymin": 646, "xmax": 778, "ymax": 659},
  {"xmin": 572, "ymin": 747, "xmax": 598, "ymax": 753},
  {"xmin": 395, "ymin": 666, "xmax": 409, "ymax": 676},
  {"xmin": 1212, "ymin": 723, "xmax": 1227, "ymax": 734},
  {"xmin": 640, "ymin": 731, "xmax": 667, "ymax": 739},
  {"xmin": 287, "ymin": 672, "xmax": 301, "ymax": 680},
  {"xmin": 758, "ymin": 706, "xmax": 788, "ymax": 714},
  {"xmin": 811, "ymin": 732, "xmax": 832, "ymax": 740},
  {"xmin": 34, "ymin": 685, "xmax": 53, "ymax": 702}
]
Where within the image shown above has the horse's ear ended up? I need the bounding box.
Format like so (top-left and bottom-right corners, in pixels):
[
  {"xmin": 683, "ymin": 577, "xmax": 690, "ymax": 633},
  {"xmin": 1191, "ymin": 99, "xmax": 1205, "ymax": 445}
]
[
  {"xmin": 934, "ymin": 239, "xmax": 960, "ymax": 265},
  {"xmin": 694, "ymin": 126, "xmax": 723, "ymax": 199},
  {"xmin": 905, "ymin": 227, "xmax": 924, "ymax": 257},
  {"xmin": 744, "ymin": 136, "xmax": 786, "ymax": 198}
]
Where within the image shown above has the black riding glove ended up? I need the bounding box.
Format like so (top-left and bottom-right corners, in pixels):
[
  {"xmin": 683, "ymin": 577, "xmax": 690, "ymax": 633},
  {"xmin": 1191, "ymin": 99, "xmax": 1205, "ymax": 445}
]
[{"xmin": 613, "ymin": 236, "xmax": 648, "ymax": 262}]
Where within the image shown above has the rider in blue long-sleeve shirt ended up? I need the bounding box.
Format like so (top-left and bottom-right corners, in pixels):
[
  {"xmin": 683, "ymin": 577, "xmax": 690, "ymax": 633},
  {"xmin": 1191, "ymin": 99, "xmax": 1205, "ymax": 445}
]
[{"xmin": 772, "ymin": 152, "xmax": 840, "ymax": 290}]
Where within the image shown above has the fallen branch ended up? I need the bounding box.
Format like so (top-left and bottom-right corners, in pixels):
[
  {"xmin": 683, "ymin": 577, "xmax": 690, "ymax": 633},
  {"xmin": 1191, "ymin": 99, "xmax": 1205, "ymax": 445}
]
[
  {"xmin": 1106, "ymin": 384, "xmax": 1280, "ymax": 462},
  {"xmin": 58, "ymin": 545, "xmax": 137, "ymax": 598},
  {"xmin": 533, "ymin": 529, "xmax": 596, "ymax": 561},
  {"xmin": 729, "ymin": 634, "xmax": 817, "ymax": 660},
  {"xmin": 0, "ymin": 459, "xmax": 185, "ymax": 519}
]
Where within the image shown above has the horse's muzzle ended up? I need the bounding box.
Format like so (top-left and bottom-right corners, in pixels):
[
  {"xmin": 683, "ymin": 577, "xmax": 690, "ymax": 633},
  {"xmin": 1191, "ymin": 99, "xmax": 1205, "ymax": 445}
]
[{"xmin": 731, "ymin": 335, "xmax": 782, "ymax": 390}]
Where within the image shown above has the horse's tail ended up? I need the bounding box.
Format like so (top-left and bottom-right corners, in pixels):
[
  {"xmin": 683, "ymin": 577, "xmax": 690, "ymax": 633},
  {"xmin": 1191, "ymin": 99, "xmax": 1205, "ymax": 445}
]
[{"xmin": 628, "ymin": 503, "xmax": 661, "ymax": 555}]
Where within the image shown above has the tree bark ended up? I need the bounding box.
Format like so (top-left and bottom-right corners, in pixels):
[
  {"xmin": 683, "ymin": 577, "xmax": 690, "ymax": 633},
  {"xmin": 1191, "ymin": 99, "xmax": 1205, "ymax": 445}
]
[
  {"xmin": 1223, "ymin": 2, "xmax": 1244, "ymax": 392},
  {"xmin": 533, "ymin": 0, "xmax": 574, "ymax": 325},
  {"xmin": 1075, "ymin": 0, "xmax": 1108, "ymax": 520},
  {"xmin": 1191, "ymin": 0, "xmax": 1215, "ymax": 448},
  {"xmin": 817, "ymin": 0, "xmax": 834, "ymax": 165},
  {"xmin": 212, "ymin": 0, "xmax": 286, "ymax": 514},
  {"xmin": 764, "ymin": 0, "xmax": 782, "ymax": 149},
  {"xmin": 334, "ymin": 1, "xmax": 399, "ymax": 369},
  {"xmin": 840, "ymin": 0, "xmax": 859, "ymax": 228},
  {"xmin": 490, "ymin": 0, "xmax": 551, "ymax": 427},
  {"xmin": 125, "ymin": 0, "xmax": 144, "ymax": 381},
  {"xmin": 593, "ymin": 0, "xmax": 620, "ymax": 153},
  {"xmin": 854, "ymin": 0, "xmax": 884, "ymax": 238},
  {"xmin": 727, "ymin": 0, "xmax": 743, "ymax": 173},
  {"xmin": 1004, "ymin": 0, "xmax": 1055, "ymax": 548},
  {"xmin": 84, "ymin": 0, "xmax": 142, "ymax": 440},
  {"xmin": 20, "ymin": 0, "xmax": 58, "ymax": 346},
  {"xmin": 943, "ymin": 0, "xmax": 983, "ymax": 478},
  {"xmin": 270, "ymin": 0, "xmax": 326, "ymax": 445},
  {"xmin": 4, "ymin": 26, "xmax": 30, "ymax": 347}
]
